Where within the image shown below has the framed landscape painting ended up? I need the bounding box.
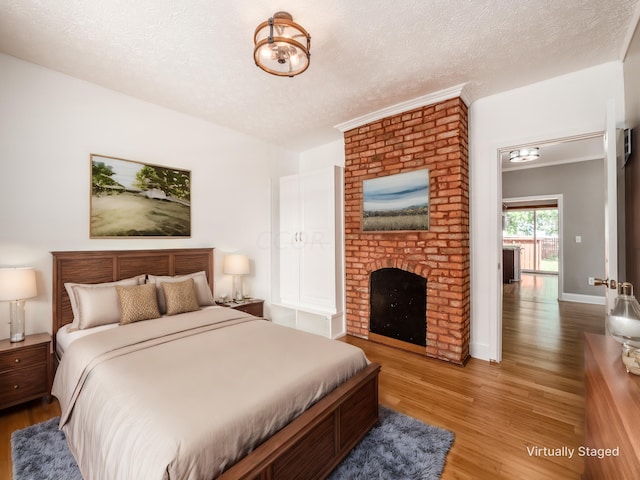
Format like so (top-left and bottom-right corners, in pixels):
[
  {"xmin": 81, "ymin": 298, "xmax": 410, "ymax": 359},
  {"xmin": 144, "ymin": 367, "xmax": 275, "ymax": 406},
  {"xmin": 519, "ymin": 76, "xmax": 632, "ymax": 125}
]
[
  {"xmin": 90, "ymin": 154, "xmax": 191, "ymax": 238},
  {"xmin": 362, "ymin": 169, "xmax": 429, "ymax": 232}
]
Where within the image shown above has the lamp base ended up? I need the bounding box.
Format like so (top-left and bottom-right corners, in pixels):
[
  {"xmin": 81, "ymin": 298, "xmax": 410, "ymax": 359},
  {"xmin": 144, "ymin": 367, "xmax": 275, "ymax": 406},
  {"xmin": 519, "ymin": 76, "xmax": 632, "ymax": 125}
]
[
  {"xmin": 9, "ymin": 299, "xmax": 26, "ymax": 343},
  {"xmin": 233, "ymin": 275, "xmax": 244, "ymax": 302},
  {"xmin": 622, "ymin": 344, "xmax": 640, "ymax": 375},
  {"xmin": 10, "ymin": 332, "xmax": 25, "ymax": 343}
]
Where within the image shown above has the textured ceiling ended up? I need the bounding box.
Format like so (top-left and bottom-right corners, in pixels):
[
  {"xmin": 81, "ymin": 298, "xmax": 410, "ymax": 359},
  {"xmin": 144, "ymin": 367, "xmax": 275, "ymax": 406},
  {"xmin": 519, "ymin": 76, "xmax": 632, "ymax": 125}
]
[{"xmin": 0, "ymin": 0, "xmax": 638, "ymax": 152}]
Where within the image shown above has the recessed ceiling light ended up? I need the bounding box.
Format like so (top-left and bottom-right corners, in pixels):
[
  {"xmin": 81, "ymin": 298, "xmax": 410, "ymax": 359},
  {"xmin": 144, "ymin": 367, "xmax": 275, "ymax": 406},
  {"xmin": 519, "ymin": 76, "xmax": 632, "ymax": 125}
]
[{"xmin": 509, "ymin": 147, "xmax": 540, "ymax": 163}]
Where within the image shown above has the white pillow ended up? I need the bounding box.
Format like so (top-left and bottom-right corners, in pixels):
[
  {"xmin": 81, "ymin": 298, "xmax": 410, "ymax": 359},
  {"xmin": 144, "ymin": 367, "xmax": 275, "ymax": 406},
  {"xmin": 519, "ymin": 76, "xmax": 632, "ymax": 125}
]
[
  {"xmin": 65, "ymin": 275, "xmax": 145, "ymax": 330},
  {"xmin": 147, "ymin": 271, "xmax": 214, "ymax": 313}
]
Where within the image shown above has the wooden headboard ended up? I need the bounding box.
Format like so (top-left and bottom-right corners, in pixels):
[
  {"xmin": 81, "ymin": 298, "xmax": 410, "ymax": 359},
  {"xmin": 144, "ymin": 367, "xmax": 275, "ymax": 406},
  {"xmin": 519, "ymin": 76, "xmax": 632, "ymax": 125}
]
[{"xmin": 51, "ymin": 248, "xmax": 214, "ymax": 351}]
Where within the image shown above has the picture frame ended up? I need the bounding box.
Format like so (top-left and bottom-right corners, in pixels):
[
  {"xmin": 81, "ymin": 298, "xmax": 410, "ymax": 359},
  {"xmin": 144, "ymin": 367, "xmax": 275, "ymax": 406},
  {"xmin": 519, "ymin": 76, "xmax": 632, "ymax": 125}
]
[
  {"xmin": 90, "ymin": 154, "xmax": 191, "ymax": 238},
  {"xmin": 362, "ymin": 168, "xmax": 430, "ymax": 232}
]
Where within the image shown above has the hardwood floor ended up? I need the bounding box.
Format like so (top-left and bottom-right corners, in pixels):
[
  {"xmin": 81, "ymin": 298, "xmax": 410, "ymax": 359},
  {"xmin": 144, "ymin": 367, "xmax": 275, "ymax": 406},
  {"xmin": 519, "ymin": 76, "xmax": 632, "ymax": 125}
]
[
  {"xmin": 1, "ymin": 274, "xmax": 605, "ymax": 479},
  {"xmin": 348, "ymin": 273, "xmax": 605, "ymax": 479}
]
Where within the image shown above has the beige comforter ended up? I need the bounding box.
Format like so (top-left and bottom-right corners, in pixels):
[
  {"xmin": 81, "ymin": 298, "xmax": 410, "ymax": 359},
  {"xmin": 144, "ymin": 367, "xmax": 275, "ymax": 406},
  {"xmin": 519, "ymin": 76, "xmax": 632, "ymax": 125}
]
[{"xmin": 52, "ymin": 308, "xmax": 369, "ymax": 480}]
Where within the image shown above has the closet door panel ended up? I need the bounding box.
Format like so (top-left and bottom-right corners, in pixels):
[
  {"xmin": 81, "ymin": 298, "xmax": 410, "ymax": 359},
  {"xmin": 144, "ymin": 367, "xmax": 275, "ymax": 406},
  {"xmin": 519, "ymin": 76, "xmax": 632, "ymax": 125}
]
[{"xmin": 279, "ymin": 175, "xmax": 301, "ymax": 303}]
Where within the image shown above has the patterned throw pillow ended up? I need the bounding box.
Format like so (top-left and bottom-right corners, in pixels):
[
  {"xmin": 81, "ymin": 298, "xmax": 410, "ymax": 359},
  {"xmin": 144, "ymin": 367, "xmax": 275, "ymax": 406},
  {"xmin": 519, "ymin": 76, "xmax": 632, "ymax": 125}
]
[
  {"xmin": 161, "ymin": 278, "xmax": 200, "ymax": 316},
  {"xmin": 116, "ymin": 283, "xmax": 161, "ymax": 325},
  {"xmin": 147, "ymin": 271, "xmax": 214, "ymax": 313}
]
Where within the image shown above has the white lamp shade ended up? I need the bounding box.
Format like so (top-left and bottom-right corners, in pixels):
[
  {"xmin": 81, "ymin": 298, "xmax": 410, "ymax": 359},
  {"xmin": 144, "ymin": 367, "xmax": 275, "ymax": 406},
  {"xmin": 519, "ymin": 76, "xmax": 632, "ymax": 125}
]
[
  {"xmin": 0, "ymin": 268, "xmax": 37, "ymax": 301},
  {"xmin": 223, "ymin": 255, "xmax": 250, "ymax": 275}
]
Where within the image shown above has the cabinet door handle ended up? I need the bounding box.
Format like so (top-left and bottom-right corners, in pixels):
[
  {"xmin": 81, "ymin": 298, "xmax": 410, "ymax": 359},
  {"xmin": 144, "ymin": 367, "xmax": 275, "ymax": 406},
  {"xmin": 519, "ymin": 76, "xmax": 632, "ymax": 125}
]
[
  {"xmin": 14, "ymin": 358, "xmax": 20, "ymax": 363},
  {"xmin": 13, "ymin": 384, "xmax": 19, "ymax": 389}
]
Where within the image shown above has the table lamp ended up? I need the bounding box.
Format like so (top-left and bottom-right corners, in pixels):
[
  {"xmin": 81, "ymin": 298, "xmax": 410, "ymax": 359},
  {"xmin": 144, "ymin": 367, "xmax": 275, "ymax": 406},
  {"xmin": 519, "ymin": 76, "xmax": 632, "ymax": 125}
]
[
  {"xmin": 608, "ymin": 281, "xmax": 640, "ymax": 374},
  {"xmin": 223, "ymin": 255, "xmax": 250, "ymax": 302},
  {"xmin": 0, "ymin": 267, "xmax": 37, "ymax": 342}
]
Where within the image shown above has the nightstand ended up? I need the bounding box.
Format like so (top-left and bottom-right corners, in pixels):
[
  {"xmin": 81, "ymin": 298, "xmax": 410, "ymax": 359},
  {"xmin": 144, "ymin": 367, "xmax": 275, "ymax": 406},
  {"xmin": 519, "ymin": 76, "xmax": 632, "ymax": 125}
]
[
  {"xmin": 228, "ymin": 299, "xmax": 264, "ymax": 317},
  {"xmin": 0, "ymin": 333, "xmax": 52, "ymax": 410}
]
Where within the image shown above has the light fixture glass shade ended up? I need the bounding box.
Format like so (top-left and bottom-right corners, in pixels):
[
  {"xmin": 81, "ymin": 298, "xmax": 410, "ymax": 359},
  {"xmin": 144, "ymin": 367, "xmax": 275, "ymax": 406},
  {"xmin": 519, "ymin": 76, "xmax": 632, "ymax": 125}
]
[
  {"xmin": 608, "ymin": 282, "xmax": 640, "ymax": 374},
  {"xmin": 254, "ymin": 11, "xmax": 311, "ymax": 77},
  {"xmin": 509, "ymin": 147, "xmax": 540, "ymax": 163},
  {"xmin": 0, "ymin": 268, "xmax": 37, "ymax": 343}
]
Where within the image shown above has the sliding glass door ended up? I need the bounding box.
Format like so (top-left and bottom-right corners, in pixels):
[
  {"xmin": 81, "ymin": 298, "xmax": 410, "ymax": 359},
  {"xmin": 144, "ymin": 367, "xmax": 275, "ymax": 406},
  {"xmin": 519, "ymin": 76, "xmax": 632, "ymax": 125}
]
[{"xmin": 503, "ymin": 208, "xmax": 559, "ymax": 273}]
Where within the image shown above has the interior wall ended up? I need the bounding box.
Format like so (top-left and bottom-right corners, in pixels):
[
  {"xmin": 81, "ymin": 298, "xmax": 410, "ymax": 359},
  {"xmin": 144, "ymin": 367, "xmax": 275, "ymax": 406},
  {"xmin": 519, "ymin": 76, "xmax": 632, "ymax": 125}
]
[
  {"xmin": 469, "ymin": 61, "xmax": 625, "ymax": 361},
  {"xmin": 502, "ymin": 160, "xmax": 605, "ymax": 299},
  {"xmin": 299, "ymin": 139, "xmax": 345, "ymax": 171},
  {"xmin": 0, "ymin": 53, "xmax": 291, "ymax": 338},
  {"xmin": 624, "ymin": 20, "xmax": 640, "ymax": 288}
]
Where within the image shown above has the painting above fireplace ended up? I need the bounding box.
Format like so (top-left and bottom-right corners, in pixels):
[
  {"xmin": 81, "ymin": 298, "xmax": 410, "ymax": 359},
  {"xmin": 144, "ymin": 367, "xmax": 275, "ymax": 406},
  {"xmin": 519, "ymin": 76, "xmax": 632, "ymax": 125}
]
[{"xmin": 362, "ymin": 168, "xmax": 429, "ymax": 232}]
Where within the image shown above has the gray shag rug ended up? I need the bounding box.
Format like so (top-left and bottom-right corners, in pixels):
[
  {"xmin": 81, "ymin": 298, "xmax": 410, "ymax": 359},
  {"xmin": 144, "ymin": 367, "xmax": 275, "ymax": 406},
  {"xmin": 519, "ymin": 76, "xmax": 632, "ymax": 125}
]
[{"xmin": 12, "ymin": 407, "xmax": 453, "ymax": 480}]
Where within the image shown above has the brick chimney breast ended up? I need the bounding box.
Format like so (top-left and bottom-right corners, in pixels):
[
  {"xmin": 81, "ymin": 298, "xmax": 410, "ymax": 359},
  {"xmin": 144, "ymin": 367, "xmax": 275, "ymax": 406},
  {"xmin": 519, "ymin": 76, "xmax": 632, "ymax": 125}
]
[{"xmin": 343, "ymin": 97, "xmax": 470, "ymax": 364}]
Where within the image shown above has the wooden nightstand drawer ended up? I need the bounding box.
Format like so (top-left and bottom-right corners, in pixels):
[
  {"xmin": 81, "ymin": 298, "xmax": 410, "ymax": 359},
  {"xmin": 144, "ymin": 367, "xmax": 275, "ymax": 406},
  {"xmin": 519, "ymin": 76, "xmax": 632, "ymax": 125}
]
[
  {"xmin": 231, "ymin": 299, "xmax": 264, "ymax": 317},
  {"xmin": 0, "ymin": 363, "xmax": 48, "ymax": 405},
  {"xmin": 0, "ymin": 344, "xmax": 48, "ymax": 372},
  {"xmin": 0, "ymin": 333, "xmax": 52, "ymax": 410}
]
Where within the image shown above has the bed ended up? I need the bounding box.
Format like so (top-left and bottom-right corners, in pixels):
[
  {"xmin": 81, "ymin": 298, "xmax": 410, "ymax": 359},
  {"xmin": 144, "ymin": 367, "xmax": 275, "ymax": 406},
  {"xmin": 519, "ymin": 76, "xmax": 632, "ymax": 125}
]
[{"xmin": 50, "ymin": 248, "xmax": 380, "ymax": 480}]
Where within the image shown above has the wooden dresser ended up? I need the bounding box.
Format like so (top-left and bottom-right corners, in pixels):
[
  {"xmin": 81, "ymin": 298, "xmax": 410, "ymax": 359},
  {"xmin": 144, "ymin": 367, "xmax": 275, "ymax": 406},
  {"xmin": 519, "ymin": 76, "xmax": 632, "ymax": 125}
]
[
  {"xmin": 0, "ymin": 333, "xmax": 52, "ymax": 410},
  {"xmin": 584, "ymin": 333, "xmax": 640, "ymax": 478}
]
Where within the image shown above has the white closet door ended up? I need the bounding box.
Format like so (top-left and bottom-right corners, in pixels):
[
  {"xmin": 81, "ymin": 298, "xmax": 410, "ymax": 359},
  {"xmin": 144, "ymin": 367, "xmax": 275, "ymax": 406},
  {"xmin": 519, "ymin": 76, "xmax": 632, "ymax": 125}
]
[
  {"xmin": 299, "ymin": 168, "xmax": 336, "ymax": 309},
  {"xmin": 279, "ymin": 174, "xmax": 301, "ymax": 304},
  {"xmin": 300, "ymin": 169, "xmax": 333, "ymax": 244}
]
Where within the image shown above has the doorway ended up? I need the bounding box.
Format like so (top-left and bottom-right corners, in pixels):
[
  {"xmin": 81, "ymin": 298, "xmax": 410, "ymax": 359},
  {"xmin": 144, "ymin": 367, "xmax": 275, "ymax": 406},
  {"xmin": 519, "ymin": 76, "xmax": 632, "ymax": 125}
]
[{"xmin": 498, "ymin": 132, "xmax": 608, "ymax": 363}]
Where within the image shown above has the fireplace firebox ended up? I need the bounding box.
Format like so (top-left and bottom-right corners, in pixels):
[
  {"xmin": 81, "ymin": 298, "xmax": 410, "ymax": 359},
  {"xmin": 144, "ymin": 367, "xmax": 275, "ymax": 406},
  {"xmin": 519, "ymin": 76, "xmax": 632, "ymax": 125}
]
[{"xmin": 369, "ymin": 268, "xmax": 426, "ymax": 347}]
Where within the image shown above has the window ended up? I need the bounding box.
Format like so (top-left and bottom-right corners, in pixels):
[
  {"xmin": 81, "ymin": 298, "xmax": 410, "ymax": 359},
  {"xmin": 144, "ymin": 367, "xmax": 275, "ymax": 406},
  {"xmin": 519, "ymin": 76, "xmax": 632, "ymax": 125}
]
[{"xmin": 503, "ymin": 208, "xmax": 558, "ymax": 273}]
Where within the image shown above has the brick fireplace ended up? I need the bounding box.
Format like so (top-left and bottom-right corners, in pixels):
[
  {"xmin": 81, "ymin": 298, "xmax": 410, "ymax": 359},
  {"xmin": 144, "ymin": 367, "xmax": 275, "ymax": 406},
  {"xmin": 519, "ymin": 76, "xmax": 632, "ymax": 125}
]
[{"xmin": 343, "ymin": 97, "xmax": 470, "ymax": 364}]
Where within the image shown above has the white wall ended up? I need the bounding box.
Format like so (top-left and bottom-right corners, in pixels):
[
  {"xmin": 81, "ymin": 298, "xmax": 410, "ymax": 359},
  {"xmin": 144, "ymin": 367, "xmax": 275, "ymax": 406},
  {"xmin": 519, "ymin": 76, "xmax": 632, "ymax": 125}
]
[
  {"xmin": 469, "ymin": 62, "xmax": 625, "ymax": 361},
  {"xmin": 299, "ymin": 139, "xmax": 345, "ymax": 171},
  {"xmin": 0, "ymin": 53, "xmax": 291, "ymax": 338}
]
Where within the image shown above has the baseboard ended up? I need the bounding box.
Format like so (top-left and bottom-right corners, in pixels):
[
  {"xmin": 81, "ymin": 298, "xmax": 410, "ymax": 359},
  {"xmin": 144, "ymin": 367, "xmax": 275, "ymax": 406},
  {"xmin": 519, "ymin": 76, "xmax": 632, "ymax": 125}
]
[
  {"xmin": 560, "ymin": 293, "xmax": 606, "ymax": 305},
  {"xmin": 470, "ymin": 342, "xmax": 493, "ymax": 361}
]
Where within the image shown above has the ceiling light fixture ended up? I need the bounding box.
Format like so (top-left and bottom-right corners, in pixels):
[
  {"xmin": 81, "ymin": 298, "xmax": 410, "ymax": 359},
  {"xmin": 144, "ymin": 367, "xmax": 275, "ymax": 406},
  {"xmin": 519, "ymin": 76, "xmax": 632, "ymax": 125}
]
[
  {"xmin": 254, "ymin": 11, "xmax": 311, "ymax": 78},
  {"xmin": 509, "ymin": 147, "xmax": 540, "ymax": 163}
]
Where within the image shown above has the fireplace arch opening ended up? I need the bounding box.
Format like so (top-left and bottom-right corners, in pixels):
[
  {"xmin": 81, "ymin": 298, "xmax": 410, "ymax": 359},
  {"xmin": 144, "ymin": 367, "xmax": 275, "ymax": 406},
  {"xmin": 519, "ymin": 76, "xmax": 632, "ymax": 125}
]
[{"xmin": 369, "ymin": 268, "xmax": 426, "ymax": 347}]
